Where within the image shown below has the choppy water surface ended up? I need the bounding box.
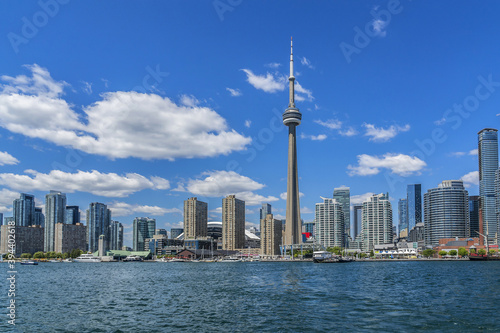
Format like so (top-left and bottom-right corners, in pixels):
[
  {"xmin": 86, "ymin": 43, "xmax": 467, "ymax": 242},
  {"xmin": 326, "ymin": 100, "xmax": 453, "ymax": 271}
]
[{"xmin": 1, "ymin": 261, "xmax": 499, "ymax": 332}]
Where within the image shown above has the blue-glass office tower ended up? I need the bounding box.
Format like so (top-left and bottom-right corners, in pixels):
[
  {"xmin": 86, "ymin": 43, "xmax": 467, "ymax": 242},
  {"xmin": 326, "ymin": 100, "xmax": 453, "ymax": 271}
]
[
  {"xmin": 44, "ymin": 191, "xmax": 67, "ymax": 252},
  {"xmin": 478, "ymin": 128, "xmax": 498, "ymax": 244},
  {"xmin": 35, "ymin": 207, "xmax": 44, "ymax": 227},
  {"xmin": 407, "ymin": 184, "xmax": 422, "ymax": 232},
  {"xmin": 133, "ymin": 217, "xmax": 156, "ymax": 251},
  {"xmin": 352, "ymin": 205, "xmax": 362, "ymax": 239},
  {"xmin": 13, "ymin": 193, "xmax": 35, "ymax": 227},
  {"xmin": 260, "ymin": 203, "xmax": 272, "ymax": 221},
  {"xmin": 398, "ymin": 198, "xmax": 408, "ymax": 235},
  {"xmin": 333, "ymin": 187, "xmax": 350, "ymax": 237},
  {"xmin": 109, "ymin": 220, "xmax": 123, "ymax": 250},
  {"xmin": 468, "ymin": 196, "xmax": 480, "ymax": 238},
  {"xmin": 87, "ymin": 202, "xmax": 111, "ymax": 252},
  {"xmin": 66, "ymin": 206, "xmax": 80, "ymax": 224}
]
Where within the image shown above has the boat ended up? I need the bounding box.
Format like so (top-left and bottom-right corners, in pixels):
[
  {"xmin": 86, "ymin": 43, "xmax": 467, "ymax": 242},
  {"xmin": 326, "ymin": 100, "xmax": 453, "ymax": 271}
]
[
  {"xmin": 170, "ymin": 258, "xmax": 186, "ymax": 262},
  {"xmin": 469, "ymin": 254, "xmax": 500, "ymax": 261},
  {"xmin": 49, "ymin": 259, "xmax": 61, "ymax": 263},
  {"xmin": 313, "ymin": 251, "xmax": 354, "ymax": 263},
  {"xmin": 74, "ymin": 253, "xmax": 101, "ymax": 263},
  {"xmin": 20, "ymin": 260, "xmax": 38, "ymax": 265},
  {"xmin": 62, "ymin": 258, "xmax": 73, "ymax": 263},
  {"xmin": 220, "ymin": 256, "xmax": 242, "ymax": 262},
  {"xmin": 123, "ymin": 255, "xmax": 143, "ymax": 262}
]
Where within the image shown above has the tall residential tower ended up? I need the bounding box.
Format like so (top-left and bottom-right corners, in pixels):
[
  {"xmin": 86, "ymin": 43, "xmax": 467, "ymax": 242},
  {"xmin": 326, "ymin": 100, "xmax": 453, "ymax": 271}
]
[
  {"xmin": 183, "ymin": 197, "xmax": 208, "ymax": 239},
  {"xmin": 283, "ymin": 38, "xmax": 302, "ymax": 247}
]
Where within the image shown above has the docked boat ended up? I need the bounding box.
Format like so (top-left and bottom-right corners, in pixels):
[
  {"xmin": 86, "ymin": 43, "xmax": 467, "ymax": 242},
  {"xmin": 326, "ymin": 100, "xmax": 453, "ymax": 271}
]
[
  {"xmin": 123, "ymin": 255, "xmax": 143, "ymax": 262},
  {"xmin": 169, "ymin": 258, "xmax": 186, "ymax": 262},
  {"xmin": 313, "ymin": 251, "xmax": 354, "ymax": 263},
  {"xmin": 62, "ymin": 258, "xmax": 73, "ymax": 263},
  {"xmin": 49, "ymin": 259, "xmax": 61, "ymax": 263},
  {"xmin": 20, "ymin": 260, "xmax": 38, "ymax": 265},
  {"xmin": 220, "ymin": 256, "xmax": 242, "ymax": 262},
  {"xmin": 74, "ymin": 253, "xmax": 101, "ymax": 263},
  {"xmin": 469, "ymin": 254, "xmax": 500, "ymax": 261}
]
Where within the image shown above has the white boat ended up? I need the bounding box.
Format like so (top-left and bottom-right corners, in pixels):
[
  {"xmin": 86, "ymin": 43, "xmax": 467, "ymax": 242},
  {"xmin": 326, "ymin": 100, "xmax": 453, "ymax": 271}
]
[
  {"xmin": 62, "ymin": 258, "xmax": 73, "ymax": 263},
  {"xmin": 49, "ymin": 259, "xmax": 61, "ymax": 263},
  {"xmin": 20, "ymin": 260, "xmax": 38, "ymax": 265},
  {"xmin": 74, "ymin": 253, "xmax": 101, "ymax": 263},
  {"xmin": 123, "ymin": 255, "xmax": 143, "ymax": 262},
  {"xmin": 169, "ymin": 258, "xmax": 186, "ymax": 262},
  {"xmin": 220, "ymin": 256, "xmax": 242, "ymax": 262}
]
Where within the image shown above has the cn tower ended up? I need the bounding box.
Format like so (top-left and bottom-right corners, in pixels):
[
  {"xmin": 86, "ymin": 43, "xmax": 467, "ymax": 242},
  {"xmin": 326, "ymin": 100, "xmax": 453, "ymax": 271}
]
[{"xmin": 283, "ymin": 37, "xmax": 302, "ymax": 247}]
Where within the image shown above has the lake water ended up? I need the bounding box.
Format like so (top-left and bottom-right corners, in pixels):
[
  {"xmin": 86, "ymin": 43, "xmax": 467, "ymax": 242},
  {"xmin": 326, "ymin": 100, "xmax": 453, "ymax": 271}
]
[{"xmin": 1, "ymin": 261, "xmax": 499, "ymax": 332}]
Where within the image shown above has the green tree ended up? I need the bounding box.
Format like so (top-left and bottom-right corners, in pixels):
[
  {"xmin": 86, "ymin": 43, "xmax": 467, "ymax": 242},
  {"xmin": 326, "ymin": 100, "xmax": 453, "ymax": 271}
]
[
  {"xmin": 449, "ymin": 250, "xmax": 457, "ymax": 256},
  {"xmin": 369, "ymin": 250, "xmax": 374, "ymax": 258},
  {"xmin": 458, "ymin": 247, "xmax": 468, "ymax": 257},
  {"xmin": 332, "ymin": 246, "xmax": 342, "ymax": 255},
  {"xmin": 20, "ymin": 253, "xmax": 32, "ymax": 259},
  {"xmin": 55, "ymin": 252, "xmax": 63, "ymax": 258},
  {"xmin": 478, "ymin": 248, "xmax": 487, "ymax": 255},
  {"xmin": 422, "ymin": 249, "xmax": 436, "ymax": 258},
  {"xmin": 470, "ymin": 248, "xmax": 476, "ymax": 254},
  {"xmin": 70, "ymin": 249, "xmax": 83, "ymax": 258},
  {"xmin": 489, "ymin": 249, "xmax": 498, "ymax": 255},
  {"xmin": 33, "ymin": 251, "xmax": 45, "ymax": 259},
  {"xmin": 359, "ymin": 253, "xmax": 367, "ymax": 259},
  {"xmin": 63, "ymin": 252, "xmax": 70, "ymax": 259},
  {"xmin": 438, "ymin": 250, "xmax": 448, "ymax": 257}
]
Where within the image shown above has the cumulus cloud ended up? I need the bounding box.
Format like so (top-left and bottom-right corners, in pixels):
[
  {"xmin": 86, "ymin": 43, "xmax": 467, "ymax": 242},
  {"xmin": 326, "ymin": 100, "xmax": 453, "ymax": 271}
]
[
  {"xmin": 461, "ymin": 171, "xmax": 479, "ymax": 188},
  {"xmin": 348, "ymin": 153, "xmax": 426, "ymax": 176},
  {"xmin": 469, "ymin": 149, "xmax": 478, "ymax": 155},
  {"xmin": 0, "ymin": 65, "xmax": 251, "ymax": 160},
  {"xmin": 280, "ymin": 192, "xmax": 305, "ymax": 200},
  {"xmin": 295, "ymin": 81, "xmax": 314, "ymax": 101},
  {"xmin": 0, "ymin": 151, "xmax": 19, "ymax": 166},
  {"xmin": 372, "ymin": 19, "xmax": 388, "ymax": 37},
  {"xmin": 301, "ymin": 57, "xmax": 314, "ymax": 69},
  {"xmin": 226, "ymin": 87, "xmax": 242, "ymax": 97},
  {"xmin": 301, "ymin": 206, "xmax": 313, "ymax": 214},
  {"xmin": 350, "ymin": 192, "xmax": 376, "ymax": 205},
  {"xmin": 180, "ymin": 170, "xmax": 278, "ymax": 206},
  {"xmin": 108, "ymin": 201, "xmax": 182, "ymax": 217},
  {"xmin": 0, "ymin": 169, "xmax": 169, "ymax": 197},
  {"xmin": 300, "ymin": 133, "xmax": 327, "ymax": 141},
  {"xmin": 363, "ymin": 123, "xmax": 410, "ymax": 142},
  {"xmin": 314, "ymin": 119, "xmax": 342, "ymax": 130},
  {"xmin": 241, "ymin": 69, "xmax": 286, "ymax": 93},
  {"xmin": 0, "ymin": 188, "xmax": 19, "ymax": 212}
]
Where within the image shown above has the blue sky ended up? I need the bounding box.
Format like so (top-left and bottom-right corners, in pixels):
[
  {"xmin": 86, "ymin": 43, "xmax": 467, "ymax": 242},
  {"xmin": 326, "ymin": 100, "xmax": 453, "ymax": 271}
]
[{"xmin": 1, "ymin": 0, "xmax": 499, "ymax": 246}]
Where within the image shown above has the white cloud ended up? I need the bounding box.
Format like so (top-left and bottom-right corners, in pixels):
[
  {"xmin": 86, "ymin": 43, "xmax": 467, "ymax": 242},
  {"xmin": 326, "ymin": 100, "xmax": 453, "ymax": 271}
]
[
  {"xmin": 265, "ymin": 63, "xmax": 281, "ymax": 69},
  {"xmin": 301, "ymin": 133, "xmax": 327, "ymax": 141},
  {"xmin": 496, "ymin": 113, "xmax": 500, "ymax": 116},
  {"xmin": 295, "ymin": 81, "xmax": 314, "ymax": 101},
  {"xmin": 314, "ymin": 119, "xmax": 342, "ymax": 130},
  {"xmin": 0, "ymin": 188, "xmax": 19, "ymax": 213},
  {"xmin": 244, "ymin": 120, "xmax": 251, "ymax": 128},
  {"xmin": 301, "ymin": 57, "xmax": 314, "ymax": 69},
  {"xmin": 450, "ymin": 152, "xmax": 466, "ymax": 157},
  {"xmin": 372, "ymin": 19, "xmax": 388, "ymax": 37},
  {"xmin": 301, "ymin": 206, "xmax": 313, "ymax": 214},
  {"xmin": 210, "ymin": 207, "xmax": 222, "ymax": 214},
  {"xmin": 241, "ymin": 69, "xmax": 286, "ymax": 93},
  {"xmin": 0, "ymin": 65, "xmax": 251, "ymax": 160},
  {"xmin": 351, "ymin": 192, "xmax": 376, "ymax": 205},
  {"xmin": 280, "ymin": 192, "xmax": 305, "ymax": 200},
  {"xmin": 181, "ymin": 170, "xmax": 278, "ymax": 206},
  {"xmin": 226, "ymin": 87, "xmax": 242, "ymax": 97},
  {"xmin": 274, "ymin": 214, "xmax": 286, "ymax": 220},
  {"xmin": 461, "ymin": 171, "xmax": 479, "ymax": 188},
  {"xmin": 363, "ymin": 123, "xmax": 410, "ymax": 142},
  {"xmin": 81, "ymin": 81, "xmax": 92, "ymax": 95},
  {"xmin": 339, "ymin": 127, "xmax": 358, "ymax": 137},
  {"xmin": 0, "ymin": 151, "xmax": 19, "ymax": 166},
  {"xmin": 348, "ymin": 153, "xmax": 427, "ymax": 176},
  {"xmin": 108, "ymin": 202, "xmax": 182, "ymax": 217},
  {"xmin": 469, "ymin": 149, "xmax": 478, "ymax": 156},
  {"xmin": 450, "ymin": 149, "xmax": 478, "ymax": 157},
  {"xmin": 0, "ymin": 169, "xmax": 169, "ymax": 197}
]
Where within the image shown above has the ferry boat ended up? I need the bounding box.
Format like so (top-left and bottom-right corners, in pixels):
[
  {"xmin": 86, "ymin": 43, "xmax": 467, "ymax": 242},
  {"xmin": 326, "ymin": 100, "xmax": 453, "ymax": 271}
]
[
  {"xmin": 170, "ymin": 258, "xmax": 186, "ymax": 262},
  {"xmin": 123, "ymin": 255, "xmax": 143, "ymax": 262},
  {"xmin": 20, "ymin": 260, "xmax": 38, "ymax": 265},
  {"xmin": 313, "ymin": 251, "xmax": 354, "ymax": 263},
  {"xmin": 74, "ymin": 253, "xmax": 101, "ymax": 263},
  {"xmin": 220, "ymin": 256, "xmax": 242, "ymax": 262}
]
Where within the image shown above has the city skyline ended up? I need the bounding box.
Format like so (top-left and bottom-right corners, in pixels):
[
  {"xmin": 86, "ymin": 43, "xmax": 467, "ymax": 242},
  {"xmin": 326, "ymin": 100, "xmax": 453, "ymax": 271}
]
[{"xmin": 1, "ymin": 1, "xmax": 500, "ymax": 247}]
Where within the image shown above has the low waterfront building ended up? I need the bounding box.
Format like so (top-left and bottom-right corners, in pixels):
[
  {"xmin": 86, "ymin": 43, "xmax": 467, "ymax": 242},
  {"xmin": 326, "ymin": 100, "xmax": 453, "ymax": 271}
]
[
  {"xmin": 54, "ymin": 222, "xmax": 86, "ymax": 254},
  {"xmin": 434, "ymin": 237, "xmax": 488, "ymax": 255},
  {"xmin": 0, "ymin": 225, "xmax": 44, "ymax": 257}
]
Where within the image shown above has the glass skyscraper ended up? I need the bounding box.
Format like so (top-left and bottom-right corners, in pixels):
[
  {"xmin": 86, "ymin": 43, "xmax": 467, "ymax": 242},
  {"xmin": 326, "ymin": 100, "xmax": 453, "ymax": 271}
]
[
  {"xmin": 361, "ymin": 193, "xmax": 392, "ymax": 251},
  {"xmin": 315, "ymin": 198, "xmax": 344, "ymax": 248},
  {"xmin": 468, "ymin": 196, "xmax": 480, "ymax": 238},
  {"xmin": 407, "ymin": 184, "xmax": 422, "ymax": 232},
  {"xmin": 333, "ymin": 187, "xmax": 350, "ymax": 237},
  {"xmin": 352, "ymin": 205, "xmax": 362, "ymax": 239},
  {"xmin": 109, "ymin": 220, "xmax": 124, "ymax": 250},
  {"xmin": 478, "ymin": 128, "xmax": 498, "ymax": 244},
  {"xmin": 87, "ymin": 202, "xmax": 111, "ymax": 252},
  {"xmin": 13, "ymin": 193, "xmax": 35, "ymax": 227},
  {"xmin": 398, "ymin": 198, "xmax": 408, "ymax": 235},
  {"xmin": 424, "ymin": 180, "xmax": 469, "ymax": 247},
  {"xmin": 260, "ymin": 203, "xmax": 272, "ymax": 221},
  {"xmin": 44, "ymin": 191, "xmax": 67, "ymax": 252},
  {"xmin": 133, "ymin": 217, "xmax": 156, "ymax": 251},
  {"xmin": 65, "ymin": 206, "xmax": 80, "ymax": 225}
]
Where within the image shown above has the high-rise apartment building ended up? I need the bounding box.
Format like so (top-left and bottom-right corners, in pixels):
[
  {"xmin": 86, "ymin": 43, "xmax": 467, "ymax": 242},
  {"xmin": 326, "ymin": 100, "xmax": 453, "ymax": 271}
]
[
  {"xmin": 424, "ymin": 180, "xmax": 469, "ymax": 247},
  {"xmin": 333, "ymin": 187, "xmax": 350, "ymax": 237},
  {"xmin": 260, "ymin": 213, "xmax": 282, "ymax": 256},
  {"xmin": 398, "ymin": 198, "xmax": 408, "ymax": 235},
  {"xmin": 34, "ymin": 207, "xmax": 44, "ymax": 227},
  {"xmin": 133, "ymin": 217, "xmax": 156, "ymax": 251},
  {"xmin": 352, "ymin": 205, "xmax": 362, "ymax": 239},
  {"xmin": 54, "ymin": 223, "xmax": 86, "ymax": 254},
  {"xmin": 468, "ymin": 196, "xmax": 480, "ymax": 238},
  {"xmin": 315, "ymin": 197, "xmax": 345, "ymax": 248},
  {"xmin": 183, "ymin": 197, "xmax": 208, "ymax": 239},
  {"xmin": 222, "ymin": 195, "xmax": 245, "ymax": 250},
  {"xmin": 478, "ymin": 128, "xmax": 498, "ymax": 244},
  {"xmin": 44, "ymin": 191, "xmax": 67, "ymax": 252},
  {"xmin": 86, "ymin": 202, "xmax": 111, "ymax": 252},
  {"xmin": 361, "ymin": 193, "xmax": 392, "ymax": 251},
  {"xmin": 13, "ymin": 193, "xmax": 35, "ymax": 227},
  {"xmin": 109, "ymin": 220, "xmax": 123, "ymax": 250},
  {"xmin": 66, "ymin": 206, "xmax": 80, "ymax": 225},
  {"xmin": 407, "ymin": 184, "xmax": 422, "ymax": 231}
]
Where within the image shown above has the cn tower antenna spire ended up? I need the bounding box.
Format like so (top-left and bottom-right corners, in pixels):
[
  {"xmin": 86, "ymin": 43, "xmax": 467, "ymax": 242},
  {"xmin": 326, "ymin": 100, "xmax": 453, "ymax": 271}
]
[{"xmin": 289, "ymin": 37, "xmax": 295, "ymax": 108}]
